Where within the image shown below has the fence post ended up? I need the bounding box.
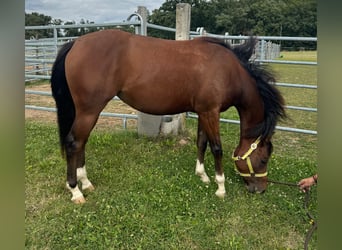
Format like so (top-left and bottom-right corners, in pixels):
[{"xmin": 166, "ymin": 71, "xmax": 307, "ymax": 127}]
[
  {"xmin": 137, "ymin": 6, "xmax": 147, "ymax": 36},
  {"xmin": 175, "ymin": 3, "xmax": 191, "ymax": 40},
  {"xmin": 53, "ymin": 27, "xmax": 58, "ymax": 56},
  {"xmin": 159, "ymin": 3, "xmax": 191, "ymax": 136},
  {"xmin": 136, "ymin": 6, "xmax": 164, "ymax": 137},
  {"xmin": 260, "ymin": 39, "xmax": 265, "ymax": 62},
  {"xmin": 137, "ymin": 4, "xmax": 191, "ymax": 137}
]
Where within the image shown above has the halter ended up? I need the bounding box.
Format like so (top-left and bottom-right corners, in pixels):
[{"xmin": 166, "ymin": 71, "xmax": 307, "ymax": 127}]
[{"xmin": 232, "ymin": 136, "xmax": 267, "ymax": 178}]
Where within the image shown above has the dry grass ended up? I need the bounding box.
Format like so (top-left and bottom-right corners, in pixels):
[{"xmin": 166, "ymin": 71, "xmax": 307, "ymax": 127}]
[{"xmin": 25, "ymin": 83, "xmax": 138, "ymax": 130}]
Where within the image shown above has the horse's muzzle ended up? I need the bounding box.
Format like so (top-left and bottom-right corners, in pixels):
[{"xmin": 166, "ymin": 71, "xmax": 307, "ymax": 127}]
[{"xmin": 246, "ymin": 182, "xmax": 267, "ymax": 193}]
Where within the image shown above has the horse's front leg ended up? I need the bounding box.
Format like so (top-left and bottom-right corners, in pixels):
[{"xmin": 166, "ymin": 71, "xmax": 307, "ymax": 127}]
[
  {"xmin": 210, "ymin": 142, "xmax": 226, "ymax": 198},
  {"xmin": 77, "ymin": 166, "xmax": 95, "ymax": 192},
  {"xmin": 195, "ymin": 124, "xmax": 210, "ymax": 184},
  {"xmin": 198, "ymin": 112, "xmax": 226, "ymax": 198}
]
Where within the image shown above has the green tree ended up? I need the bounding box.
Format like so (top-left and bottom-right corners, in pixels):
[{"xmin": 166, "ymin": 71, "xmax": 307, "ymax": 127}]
[
  {"xmin": 148, "ymin": 0, "xmax": 178, "ymax": 39},
  {"xmin": 281, "ymin": 0, "xmax": 316, "ymax": 37},
  {"xmin": 63, "ymin": 21, "xmax": 79, "ymax": 37},
  {"xmin": 273, "ymin": 0, "xmax": 317, "ymax": 49},
  {"xmin": 63, "ymin": 19, "xmax": 101, "ymax": 37},
  {"xmin": 25, "ymin": 12, "xmax": 60, "ymax": 39},
  {"xmin": 148, "ymin": 0, "xmax": 316, "ymax": 45},
  {"xmin": 215, "ymin": 0, "xmax": 251, "ymax": 35},
  {"xmin": 26, "ymin": 12, "xmax": 101, "ymax": 39},
  {"xmin": 148, "ymin": 0, "xmax": 216, "ymax": 39}
]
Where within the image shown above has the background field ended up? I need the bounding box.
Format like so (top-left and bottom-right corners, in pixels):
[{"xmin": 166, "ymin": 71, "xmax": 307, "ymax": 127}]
[{"xmin": 25, "ymin": 51, "xmax": 317, "ymax": 249}]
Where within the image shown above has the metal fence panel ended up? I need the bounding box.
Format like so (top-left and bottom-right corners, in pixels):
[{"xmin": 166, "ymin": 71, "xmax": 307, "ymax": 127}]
[{"xmin": 25, "ymin": 21, "xmax": 317, "ymax": 135}]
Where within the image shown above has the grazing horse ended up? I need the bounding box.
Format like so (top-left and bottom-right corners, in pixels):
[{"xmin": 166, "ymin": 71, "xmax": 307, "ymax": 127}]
[{"xmin": 51, "ymin": 29, "xmax": 286, "ymax": 203}]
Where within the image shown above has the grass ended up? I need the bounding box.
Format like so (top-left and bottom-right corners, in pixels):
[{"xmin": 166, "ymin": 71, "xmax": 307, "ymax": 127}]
[
  {"xmin": 25, "ymin": 51, "xmax": 317, "ymax": 249},
  {"xmin": 25, "ymin": 122, "xmax": 317, "ymax": 249}
]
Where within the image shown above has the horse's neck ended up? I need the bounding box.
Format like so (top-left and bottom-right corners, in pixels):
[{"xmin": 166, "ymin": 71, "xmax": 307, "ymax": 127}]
[{"xmin": 236, "ymin": 92, "xmax": 264, "ymax": 139}]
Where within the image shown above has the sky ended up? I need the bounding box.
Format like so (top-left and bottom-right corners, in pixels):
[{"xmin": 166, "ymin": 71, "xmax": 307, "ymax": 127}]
[{"xmin": 25, "ymin": 0, "xmax": 166, "ymax": 23}]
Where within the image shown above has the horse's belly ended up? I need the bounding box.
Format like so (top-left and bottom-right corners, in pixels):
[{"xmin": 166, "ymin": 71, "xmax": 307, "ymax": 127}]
[{"xmin": 118, "ymin": 91, "xmax": 191, "ymax": 115}]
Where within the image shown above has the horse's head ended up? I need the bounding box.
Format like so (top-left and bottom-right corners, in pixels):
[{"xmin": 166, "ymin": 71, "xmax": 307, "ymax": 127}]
[{"xmin": 232, "ymin": 136, "xmax": 273, "ymax": 193}]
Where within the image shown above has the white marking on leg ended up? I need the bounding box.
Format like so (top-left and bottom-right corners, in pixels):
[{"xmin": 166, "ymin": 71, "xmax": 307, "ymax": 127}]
[
  {"xmin": 66, "ymin": 182, "xmax": 85, "ymax": 203},
  {"xmin": 195, "ymin": 159, "xmax": 210, "ymax": 183},
  {"xmin": 77, "ymin": 166, "xmax": 94, "ymax": 191},
  {"xmin": 215, "ymin": 173, "xmax": 226, "ymax": 198}
]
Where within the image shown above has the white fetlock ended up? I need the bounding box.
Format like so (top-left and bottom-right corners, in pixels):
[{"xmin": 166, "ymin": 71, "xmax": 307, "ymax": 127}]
[
  {"xmin": 215, "ymin": 173, "xmax": 226, "ymax": 198},
  {"xmin": 81, "ymin": 180, "xmax": 95, "ymax": 191},
  {"xmin": 195, "ymin": 159, "xmax": 210, "ymax": 184},
  {"xmin": 197, "ymin": 172, "xmax": 210, "ymax": 184},
  {"xmin": 215, "ymin": 189, "xmax": 226, "ymax": 198},
  {"xmin": 77, "ymin": 166, "xmax": 95, "ymax": 191},
  {"xmin": 66, "ymin": 182, "xmax": 86, "ymax": 204}
]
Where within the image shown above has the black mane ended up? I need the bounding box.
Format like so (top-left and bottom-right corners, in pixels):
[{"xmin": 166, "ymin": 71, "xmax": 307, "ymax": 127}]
[{"xmin": 237, "ymin": 38, "xmax": 286, "ymax": 139}]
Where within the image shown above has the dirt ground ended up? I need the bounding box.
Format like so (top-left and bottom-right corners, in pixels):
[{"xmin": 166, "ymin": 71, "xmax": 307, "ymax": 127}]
[{"xmin": 25, "ymin": 84, "xmax": 138, "ymax": 130}]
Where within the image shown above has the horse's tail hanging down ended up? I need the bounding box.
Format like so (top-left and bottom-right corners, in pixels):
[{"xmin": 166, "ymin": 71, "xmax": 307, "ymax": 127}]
[{"xmin": 51, "ymin": 41, "xmax": 75, "ymax": 156}]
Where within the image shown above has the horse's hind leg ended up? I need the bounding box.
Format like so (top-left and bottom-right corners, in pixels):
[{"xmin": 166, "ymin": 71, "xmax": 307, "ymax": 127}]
[
  {"xmin": 65, "ymin": 112, "xmax": 99, "ymax": 203},
  {"xmin": 195, "ymin": 123, "xmax": 210, "ymax": 183}
]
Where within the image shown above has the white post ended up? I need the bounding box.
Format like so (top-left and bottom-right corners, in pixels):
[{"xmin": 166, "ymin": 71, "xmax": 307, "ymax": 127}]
[
  {"xmin": 160, "ymin": 3, "xmax": 191, "ymax": 135},
  {"xmin": 137, "ymin": 6, "xmax": 147, "ymax": 36},
  {"xmin": 176, "ymin": 3, "xmax": 191, "ymax": 41},
  {"xmin": 137, "ymin": 4, "xmax": 192, "ymax": 137},
  {"xmin": 136, "ymin": 6, "xmax": 163, "ymax": 137}
]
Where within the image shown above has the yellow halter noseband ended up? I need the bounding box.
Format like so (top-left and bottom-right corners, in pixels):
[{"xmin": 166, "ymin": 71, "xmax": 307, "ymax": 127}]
[{"xmin": 232, "ymin": 136, "xmax": 268, "ymax": 178}]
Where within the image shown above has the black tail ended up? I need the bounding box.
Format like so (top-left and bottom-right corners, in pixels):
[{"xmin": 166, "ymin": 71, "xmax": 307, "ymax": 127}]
[{"xmin": 51, "ymin": 41, "xmax": 75, "ymax": 156}]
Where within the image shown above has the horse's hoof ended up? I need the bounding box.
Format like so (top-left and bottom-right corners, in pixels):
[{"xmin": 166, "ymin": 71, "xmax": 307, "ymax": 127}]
[
  {"xmin": 200, "ymin": 175, "xmax": 210, "ymax": 184},
  {"xmin": 195, "ymin": 171, "xmax": 210, "ymax": 184},
  {"xmin": 83, "ymin": 184, "xmax": 95, "ymax": 192},
  {"xmin": 215, "ymin": 190, "xmax": 226, "ymax": 199},
  {"xmin": 72, "ymin": 196, "xmax": 86, "ymax": 204}
]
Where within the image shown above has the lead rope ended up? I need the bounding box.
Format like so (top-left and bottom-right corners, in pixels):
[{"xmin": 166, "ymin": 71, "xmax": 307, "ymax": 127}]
[
  {"xmin": 268, "ymin": 179, "xmax": 317, "ymax": 250},
  {"xmin": 303, "ymin": 187, "xmax": 317, "ymax": 250}
]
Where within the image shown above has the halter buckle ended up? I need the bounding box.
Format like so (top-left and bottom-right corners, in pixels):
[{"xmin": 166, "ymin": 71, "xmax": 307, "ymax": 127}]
[{"xmin": 251, "ymin": 142, "xmax": 257, "ymax": 150}]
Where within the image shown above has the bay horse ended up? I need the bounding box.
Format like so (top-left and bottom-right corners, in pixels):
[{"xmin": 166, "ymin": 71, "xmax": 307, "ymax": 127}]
[{"xmin": 51, "ymin": 29, "xmax": 286, "ymax": 203}]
